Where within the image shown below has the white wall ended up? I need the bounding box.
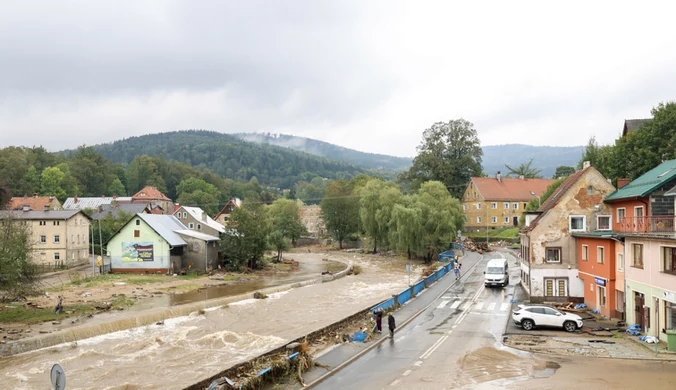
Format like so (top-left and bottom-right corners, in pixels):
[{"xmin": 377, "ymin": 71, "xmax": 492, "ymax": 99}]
[{"xmin": 530, "ymin": 268, "xmax": 584, "ymax": 298}]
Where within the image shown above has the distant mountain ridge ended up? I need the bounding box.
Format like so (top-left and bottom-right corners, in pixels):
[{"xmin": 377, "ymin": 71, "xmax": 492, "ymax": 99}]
[
  {"xmin": 233, "ymin": 133, "xmax": 413, "ymax": 171},
  {"xmin": 235, "ymin": 132, "xmax": 584, "ymax": 179}
]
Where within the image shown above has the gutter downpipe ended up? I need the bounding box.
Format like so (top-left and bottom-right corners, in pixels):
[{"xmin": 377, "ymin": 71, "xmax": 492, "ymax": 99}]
[{"xmin": 168, "ymin": 244, "xmax": 174, "ymax": 276}]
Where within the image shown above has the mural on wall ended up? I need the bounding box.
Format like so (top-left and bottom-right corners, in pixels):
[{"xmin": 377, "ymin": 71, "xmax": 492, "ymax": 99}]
[{"xmin": 121, "ymin": 242, "xmax": 154, "ymax": 262}]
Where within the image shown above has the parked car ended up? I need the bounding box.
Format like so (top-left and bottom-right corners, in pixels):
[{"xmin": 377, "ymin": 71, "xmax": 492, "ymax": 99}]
[{"xmin": 512, "ymin": 304, "xmax": 583, "ymax": 332}]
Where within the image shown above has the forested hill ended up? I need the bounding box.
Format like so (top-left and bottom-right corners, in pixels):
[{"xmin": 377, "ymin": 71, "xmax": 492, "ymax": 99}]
[
  {"xmin": 89, "ymin": 130, "xmax": 373, "ymax": 189},
  {"xmin": 482, "ymin": 144, "xmax": 584, "ymax": 178},
  {"xmin": 233, "ymin": 133, "xmax": 413, "ymax": 171}
]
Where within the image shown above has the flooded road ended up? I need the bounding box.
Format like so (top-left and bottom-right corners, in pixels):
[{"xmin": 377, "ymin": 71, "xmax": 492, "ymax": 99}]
[{"xmin": 0, "ymin": 252, "xmax": 420, "ymax": 389}]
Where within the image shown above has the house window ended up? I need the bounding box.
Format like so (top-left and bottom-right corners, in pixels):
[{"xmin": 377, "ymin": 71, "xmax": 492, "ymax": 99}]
[
  {"xmin": 598, "ymin": 286, "xmax": 607, "ymax": 307},
  {"xmin": 134, "ymin": 230, "xmax": 140, "ymax": 238},
  {"xmin": 54, "ymin": 235, "xmax": 60, "ymax": 243},
  {"xmin": 632, "ymin": 243, "xmax": 643, "ymax": 268},
  {"xmin": 463, "ymin": 204, "xmax": 467, "ymax": 211},
  {"xmin": 39, "ymin": 221, "xmax": 46, "ymax": 226},
  {"xmin": 569, "ymin": 215, "xmax": 586, "ymax": 231},
  {"xmin": 491, "ymin": 216, "xmax": 497, "ymax": 223},
  {"xmin": 617, "ymin": 253, "xmax": 624, "ymax": 272},
  {"xmin": 582, "ymin": 245, "xmax": 588, "ymax": 261},
  {"xmin": 54, "ymin": 252, "xmax": 60, "ymax": 261},
  {"xmin": 662, "ymin": 247, "xmax": 676, "ymax": 274},
  {"xmin": 544, "ymin": 278, "xmax": 568, "ymax": 297},
  {"xmin": 597, "ymin": 216, "xmax": 611, "ymax": 230},
  {"xmin": 616, "ymin": 291, "xmax": 624, "ymax": 313},
  {"xmin": 476, "ymin": 217, "xmax": 482, "ymax": 224},
  {"xmin": 597, "ymin": 246, "xmax": 605, "ymax": 264},
  {"xmin": 667, "ymin": 302, "xmax": 676, "ymax": 331},
  {"xmin": 503, "ymin": 202, "xmax": 509, "ymax": 209},
  {"xmin": 189, "ymin": 223, "xmax": 195, "ymax": 229},
  {"xmin": 476, "ymin": 203, "xmax": 482, "ymax": 209},
  {"xmin": 53, "ymin": 221, "xmax": 60, "ymax": 226},
  {"xmin": 183, "ymin": 212, "xmax": 187, "ymax": 218},
  {"xmin": 77, "ymin": 234, "xmax": 80, "ymax": 244},
  {"xmin": 617, "ymin": 208, "xmax": 626, "ymax": 222},
  {"xmin": 512, "ymin": 203, "xmax": 518, "ymax": 209},
  {"xmin": 587, "ymin": 185, "xmax": 593, "ymax": 195},
  {"xmin": 546, "ymin": 247, "xmax": 562, "ymax": 263},
  {"xmin": 491, "ymin": 202, "xmax": 497, "ymax": 209},
  {"xmin": 136, "ymin": 219, "xmax": 141, "ymax": 225},
  {"xmin": 504, "ymin": 217, "xmax": 510, "ymax": 223},
  {"xmin": 197, "ymin": 224, "xmax": 202, "ymax": 230},
  {"xmin": 40, "ymin": 235, "xmax": 47, "ymax": 244}
]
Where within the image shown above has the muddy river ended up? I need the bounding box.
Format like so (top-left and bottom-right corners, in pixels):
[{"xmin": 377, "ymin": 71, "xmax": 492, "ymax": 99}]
[{"xmin": 0, "ymin": 252, "xmax": 421, "ymax": 389}]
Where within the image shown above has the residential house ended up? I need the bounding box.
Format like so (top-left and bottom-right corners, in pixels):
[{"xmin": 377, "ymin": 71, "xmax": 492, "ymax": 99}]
[
  {"xmin": 106, "ymin": 214, "xmax": 219, "ymax": 273},
  {"xmin": 91, "ymin": 203, "xmax": 151, "ymax": 221},
  {"xmin": 8, "ymin": 195, "xmax": 62, "ymax": 211},
  {"xmin": 63, "ymin": 195, "xmax": 132, "ymax": 210},
  {"xmin": 214, "ymin": 198, "xmax": 242, "ymax": 225},
  {"xmin": 604, "ymin": 159, "xmax": 676, "ymax": 340},
  {"xmin": 622, "ymin": 118, "xmax": 649, "ymax": 137},
  {"xmin": 174, "ymin": 205, "xmax": 225, "ymax": 237},
  {"xmin": 299, "ymin": 204, "xmax": 326, "ymax": 237},
  {"xmin": 130, "ymin": 186, "xmax": 174, "ymax": 215},
  {"xmin": 0, "ymin": 209, "xmax": 91, "ymax": 266},
  {"xmin": 462, "ymin": 173, "xmax": 555, "ymax": 231},
  {"xmin": 519, "ymin": 163, "xmax": 615, "ymax": 302}
]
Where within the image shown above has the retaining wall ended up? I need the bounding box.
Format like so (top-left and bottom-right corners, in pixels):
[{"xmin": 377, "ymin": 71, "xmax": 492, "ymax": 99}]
[{"xmin": 0, "ymin": 260, "xmax": 353, "ymax": 357}]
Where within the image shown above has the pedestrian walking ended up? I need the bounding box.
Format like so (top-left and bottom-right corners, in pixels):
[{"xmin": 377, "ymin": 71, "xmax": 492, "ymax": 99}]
[
  {"xmin": 375, "ymin": 308, "xmax": 383, "ymax": 333},
  {"xmin": 454, "ymin": 263, "xmax": 460, "ymax": 280},
  {"xmin": 388, "ymin": 313, "xmax": 396, "ymax": 339}
]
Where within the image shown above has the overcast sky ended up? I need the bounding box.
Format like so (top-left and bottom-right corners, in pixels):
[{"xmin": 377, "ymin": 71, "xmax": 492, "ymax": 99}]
[{"xmin": 1, "ymin": 1, "xmax": 675, "ymax": 158}]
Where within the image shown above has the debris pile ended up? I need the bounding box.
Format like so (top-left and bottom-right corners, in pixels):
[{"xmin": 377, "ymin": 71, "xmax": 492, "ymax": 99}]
[
  {"xmin": 553, "ymin": 302, "xmax": 586, "ymax": 313},
  {"xmin": 463, "ymin": 238, "xmax": 492, "ymax": 253}
]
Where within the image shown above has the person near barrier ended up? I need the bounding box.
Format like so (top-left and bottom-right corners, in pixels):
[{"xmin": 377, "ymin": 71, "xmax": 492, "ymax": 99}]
[
  {"xmin": 374, "ymin": 308, "xmax": 383, "ymax": 333},
  {"xmin": 454, "ymin": 262, "xmax": 461, "ymax": 280},
  {"xmin": 388, "ymin": 313, "xmax": 396, "ymax": 339}
]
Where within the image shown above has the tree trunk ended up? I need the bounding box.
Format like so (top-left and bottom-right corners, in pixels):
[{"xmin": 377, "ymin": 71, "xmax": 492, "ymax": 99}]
[
  {"xmin": 373, "ymin": 237, "xmax": 377, "ymax": 254},
  {"xmin": 407, "ymin": 247, "xmax": 411, "ymax": 260},
  {"xmin": 339, "ymin": 239, "xmax": 343, "ymax": 249}
]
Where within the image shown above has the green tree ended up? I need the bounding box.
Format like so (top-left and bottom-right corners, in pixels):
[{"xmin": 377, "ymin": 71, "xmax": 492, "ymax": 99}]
[
  {"xmin": 389, "ymin": 196, "xmax": 423, "ymax": 259},
  {"xmin": 68, "ymin": 146, "xmax": 112, "ymax": 196},
  {"xmin": 0, "ymin": 214, "xmax": 40, "ymax": 297},
  {"xmin": 176, "ymin": 177, "xmax": 218, "ymax": 197},
  {"xmin": 400, "ymin": 119, "xmax": 483, "ymax": 198},
  {"xmin": 94, "ymin": 211, "xmax": 133, "ymax": 255},
  {"xmin": 40, "ymin": 166, "xmax": 67, "ymax": 201},
  {"xmin": 505, "ymin": 158, "xmax": 542, "ymax": 178},
  {"xmin": 321, "ymin": 180, "xmax": 359, "ymax": 249},
  {"xmin": 359, "ymin": 179, "xmax": 402, "ymax": 253},
  {"xmin": 56, "ymin": 163, "xmax": 80, "ymax": 197},
  {"xmin": 267, "ymin": 230, "xmax": 290, "ymax": 262},
  {"xmin": 24, "ymin": 165, "xmax": 41, "ymax": 195},
  {"xmin": 177, "ymin": 190, "xmax": 219, "ymax": 215},
  {"xmin": 126, "ymin": 155, "xmax": 166, "ymax": 194},
  {"xmin": 108, "ymin": 178, "xmax": 127, "ymax": 197},
  {"xmin": 553, "ymin": 166, "xmax": 575, "ymax": 179},
  {"xmin": 268, "ymin": 198, "xmax": 306, "ymax": 247},
  {"xmin": 414, "ymin": 181, "xmax": 464, "ymax": 262},
  {"xmin": 219, "ymin": 202, "xmax": 270, "ymax": 270}
]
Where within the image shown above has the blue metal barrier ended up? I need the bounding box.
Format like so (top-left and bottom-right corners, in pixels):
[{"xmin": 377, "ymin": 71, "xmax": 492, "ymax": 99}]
[
  {"xmin": 413, "ymin": 280, "xmax": 425, "ymax": 295},
  {"xmin": 397, "ymin": 288, "xmax": 412, "ymax": 305},
  {"xmin": 370, "ymin": 297, "xmax": 396, "ymax": 314}
]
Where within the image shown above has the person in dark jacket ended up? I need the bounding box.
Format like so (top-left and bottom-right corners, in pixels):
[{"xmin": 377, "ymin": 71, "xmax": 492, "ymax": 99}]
[
  {"xmin": 388, "ymin": 313, "xmax": 396, "ymax": 339},
  {"xmin": 375, "ymin": 308, "xmax": 383, "ymax": 333}
]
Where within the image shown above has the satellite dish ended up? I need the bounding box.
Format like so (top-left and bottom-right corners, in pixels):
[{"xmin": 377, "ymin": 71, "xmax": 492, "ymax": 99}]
[{"xmin": 50, "ymin": 363, "xmax": 66, "ymax": 390}]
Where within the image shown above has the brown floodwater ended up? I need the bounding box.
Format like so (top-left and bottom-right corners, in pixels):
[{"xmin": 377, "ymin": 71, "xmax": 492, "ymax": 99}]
[{"xmin": 0, "ymin": 253, "xmax": 418, "ymax": 390}]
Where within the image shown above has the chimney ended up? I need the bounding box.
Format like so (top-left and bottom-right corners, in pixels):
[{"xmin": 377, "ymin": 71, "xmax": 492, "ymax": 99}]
[
  {"xmin": 583, "ymin": 161, "xmax": 591, "ymax": 169},
  {"xmin": 33, "ymin": 193, "xmax": 38, "ymax": 198},
  {"xmin": 43, "ymin": 205, "xmax": 49, "ymax": 211},
  {"xmin": 202, "ymin": 212, "xmax": 207, "ymax": 222},
  {"xmin": 74, "ymin": 196, "xmax": 79, "ymax": 204},
  {"xmin": 496, "ymin": 171, "xmax": 502, "ymax": 182},
  {"xmin": 519, "ymin": 175, "xmax": 525, "ymax": 180},
  {"xmin": 617, "ymin": 178, "xmax": 631, "ymax": 189},
  {"xmin": 22, "ymin": 205, "xmax": 30, "ymax": 212},
  {"xmin": 113, "ymin": 194, "xmax": 117, "ymax": 200}
]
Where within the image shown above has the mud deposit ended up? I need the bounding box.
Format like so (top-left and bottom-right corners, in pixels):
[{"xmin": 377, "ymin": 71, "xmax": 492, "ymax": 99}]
[{"xmin": 455, "ymin": 347, "xmax": 558, "ymax": 387}]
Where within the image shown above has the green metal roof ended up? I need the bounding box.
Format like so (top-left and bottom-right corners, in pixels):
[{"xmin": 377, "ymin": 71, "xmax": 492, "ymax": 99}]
[
  {"xmin": 571, "ymin": 231, "xmax": 618, "ymax": 238},
  {"xmin": 604, "ymin": 159, "xmax": 676, "ymax": 201}
]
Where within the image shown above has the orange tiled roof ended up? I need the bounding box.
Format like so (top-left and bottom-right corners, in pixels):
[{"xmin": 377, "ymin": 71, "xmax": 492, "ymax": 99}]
[
  {"xmin": 471, "ymin": 177, "xmax": 556, "ymax": 202},
  {"xmin": 131, "ymin": 186, "xmax": 171, "ymax": 201},
  {"xmin": 8, "ymin": 196, "xmax": 60, "ymax": 210}
]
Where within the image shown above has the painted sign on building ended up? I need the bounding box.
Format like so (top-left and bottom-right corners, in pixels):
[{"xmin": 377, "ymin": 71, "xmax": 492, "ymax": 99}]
[
  {"xmin": 121, "ymin": 242, "xmax": 154, "ymax": 262},
  {"xmin": 594, "ymin": 277, "xmax": 606, "ymax": 287}
]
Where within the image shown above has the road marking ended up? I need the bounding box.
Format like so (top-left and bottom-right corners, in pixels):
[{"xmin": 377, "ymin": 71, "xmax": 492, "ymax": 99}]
[
  {"xmin": 420, "ymin": 336, "xmax": 448, "ymax": 359},
  {"xmin": 487, "ymin": 302, "xmax": 496, "ymax": 311},
  {"xmin": 402, "ymin": 370, "xmax": 411, "ymax": 376},
  {"xmin": 475, "ymin": 302, "xmax": 484, "ymax": 310},
  {"xmin": 413, "ymin": 360, "xmax": 423, "ymax": 367},
  {"xmin": 437, "ymin": 300, "xmax": 449, "ymax": 309},
  {"xmin": 391, "ymin": 379, "xmax": 401, "ymax": 386},
  {"xmin": 449, "ymin": 300, "xmax": 461, "ymax": 309},
  {"xmin": 462, "ymin": 302, "xmax": 472, "ymax": 310},
  {"xmin": 500, "ymin": 303, "xmax": 509, "ymax": 311}
]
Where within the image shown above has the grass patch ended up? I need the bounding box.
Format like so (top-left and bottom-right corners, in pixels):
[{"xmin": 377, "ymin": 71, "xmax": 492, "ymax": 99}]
[
  {"xmin": 465, "ymin": 228, "xmax": 519, "ymax": 239},
  {"xmin": 269, "ymin": 262, "xmax": 292, "ymax": 271},
  {"xmin": 47, "ymin": 274, "xmax": 173, "ymax": 292},
  {"xmin": 110, "ymin": 294, "xmax": 135, "ymax": 310},
  {"xmin": 0, "ymin": 303, "xmax": 97, "ymax": 324}
]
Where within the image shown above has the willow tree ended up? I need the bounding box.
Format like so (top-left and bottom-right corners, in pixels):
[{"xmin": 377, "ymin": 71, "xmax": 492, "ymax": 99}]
[
  {"xmin": 320, "ymin": 180, "xmax": 359, "ymax": 249},
  {"xmin": 360, "ymin": 179, "xmax": 402, "ymax": 253},
  {"xmin": 414, "ymin": 181, "xmax": 464, "ymax": 262}
]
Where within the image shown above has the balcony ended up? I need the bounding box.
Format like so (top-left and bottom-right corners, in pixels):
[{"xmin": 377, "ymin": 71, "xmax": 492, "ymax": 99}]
[{"xmin": 617, "ymin": 216, "xmax": 676, "ymax": 234}]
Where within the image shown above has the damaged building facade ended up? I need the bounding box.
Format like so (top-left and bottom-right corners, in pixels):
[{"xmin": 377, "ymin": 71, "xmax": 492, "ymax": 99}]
[{"xmin": 520, "ymin": 163, "xmax": 615, "ymax": 302}]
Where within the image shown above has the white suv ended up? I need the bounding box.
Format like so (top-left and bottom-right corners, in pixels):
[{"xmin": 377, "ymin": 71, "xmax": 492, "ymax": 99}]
[{"xmin": 512, "ymin": 304, "xmax": 583, "ymax": 332}]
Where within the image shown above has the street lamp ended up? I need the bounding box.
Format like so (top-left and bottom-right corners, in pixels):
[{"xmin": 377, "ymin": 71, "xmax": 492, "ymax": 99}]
[{"xmin": 530, "ymin": 191, "xmax": 541, "ymax": 208}]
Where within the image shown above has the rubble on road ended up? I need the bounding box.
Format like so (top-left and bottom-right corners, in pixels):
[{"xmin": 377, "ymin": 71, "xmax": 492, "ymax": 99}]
[{"xmin": 463, "ymin": 238, "xmax": 492, "ymax": 253}]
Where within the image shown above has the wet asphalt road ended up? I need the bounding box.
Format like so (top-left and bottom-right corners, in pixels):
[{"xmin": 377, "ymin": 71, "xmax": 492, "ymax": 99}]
[{"xmin": 315, "ymin": 250, "xmax": 520, "ymax": 389}]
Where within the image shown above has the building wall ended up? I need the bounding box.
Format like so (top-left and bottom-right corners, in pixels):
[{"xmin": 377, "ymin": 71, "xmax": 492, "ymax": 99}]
[
  {"xmin": 615, "ymin": 242, "xmax": 626, "ymax": 319},
  {"xmin": 577, "ymin": 237, "xmax": 616, "ymax": 318},
  {"xmin": 530, "ymin": 268, "xmax": 584, "ymax": 301},
  {"xmin": 175, "ymin": 208, "xmax": 221, "ymax": 237},
  {"xmin": 179, "ymin": 237, "xmax": 219, "ymax": 272},
  {"xmin": 299, "ymin": 205, "xmax": 326, "ymax": 236},
  {"xmin": 461, "ymin": 180, "xmax": 527, "ymax": 230},
  {"xmin": 611, "ymin": 198, "xmax": 649, "ymax": 231},
  {"xmin": 107, "ymin": 216, "xmax": 171, "ymax": 273},
  {"xmin": 526, "ymin": 169, "xmax": 615, "ymax": 299},
  {"xmin": 31, "ymin": 213, "xmax": 90, "ymax": 266}
]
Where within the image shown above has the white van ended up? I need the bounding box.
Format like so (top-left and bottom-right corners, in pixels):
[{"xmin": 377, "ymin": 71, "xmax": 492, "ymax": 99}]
[{"xmin": 484, "ymin": 258, "xmax": 509, "ymax": 287}]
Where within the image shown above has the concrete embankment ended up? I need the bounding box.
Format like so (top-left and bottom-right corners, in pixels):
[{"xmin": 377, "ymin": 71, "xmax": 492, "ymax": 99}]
[{"xmin": 0, "ymin": 261, "xmax": 352, "ymax": 358}]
